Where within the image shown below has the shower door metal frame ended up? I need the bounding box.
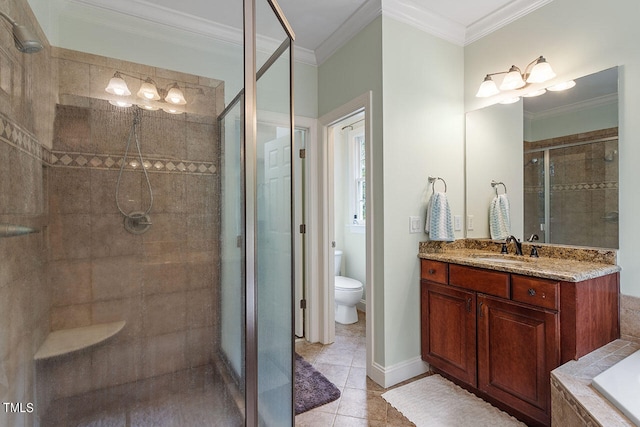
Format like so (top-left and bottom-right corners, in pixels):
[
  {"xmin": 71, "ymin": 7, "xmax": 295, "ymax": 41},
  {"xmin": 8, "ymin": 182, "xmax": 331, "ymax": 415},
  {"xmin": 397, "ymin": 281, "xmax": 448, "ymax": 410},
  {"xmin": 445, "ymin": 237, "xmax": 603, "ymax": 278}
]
[{"xmin": 244, "ymin": 0, "xmax": 295, "ymax": 425}]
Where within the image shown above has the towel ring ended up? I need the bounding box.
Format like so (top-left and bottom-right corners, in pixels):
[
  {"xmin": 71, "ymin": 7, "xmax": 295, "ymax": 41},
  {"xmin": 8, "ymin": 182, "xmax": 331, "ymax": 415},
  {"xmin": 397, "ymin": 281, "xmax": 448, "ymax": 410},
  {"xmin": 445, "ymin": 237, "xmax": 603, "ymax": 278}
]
[
  {"xmin": 491, "ymin": 180, "xmax": 507, "ymax": 196},
  {"xmin": 428, "ymin": 176, "xmax": 447, "ymax": 193}
]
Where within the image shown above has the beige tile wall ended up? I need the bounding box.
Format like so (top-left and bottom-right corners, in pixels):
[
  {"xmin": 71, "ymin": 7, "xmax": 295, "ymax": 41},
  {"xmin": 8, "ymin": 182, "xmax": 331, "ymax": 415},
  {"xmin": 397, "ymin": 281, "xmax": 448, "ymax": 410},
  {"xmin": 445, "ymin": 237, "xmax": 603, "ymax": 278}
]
[
  {"xmin": 523, "ymin": 128, "xmax": 619, "ymax": 248},
  {"xmin": 621, "ymin": 294, "xmax": 640, "ymax": 344},
  {"xmin": 0, "ymin": 0, "xmax": 55, "ymax": 425},
  {"xmin": 38, "ymin": 49, "xmax": 224, "ymax": 409}
]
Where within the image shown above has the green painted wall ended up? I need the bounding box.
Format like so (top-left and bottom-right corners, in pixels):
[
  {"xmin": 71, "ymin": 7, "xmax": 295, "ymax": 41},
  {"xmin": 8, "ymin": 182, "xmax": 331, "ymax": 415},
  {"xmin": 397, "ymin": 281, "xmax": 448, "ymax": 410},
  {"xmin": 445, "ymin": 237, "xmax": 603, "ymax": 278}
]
[{"xmin": 318, "ymin": 17, "xmax": 386, "ymax": 364}]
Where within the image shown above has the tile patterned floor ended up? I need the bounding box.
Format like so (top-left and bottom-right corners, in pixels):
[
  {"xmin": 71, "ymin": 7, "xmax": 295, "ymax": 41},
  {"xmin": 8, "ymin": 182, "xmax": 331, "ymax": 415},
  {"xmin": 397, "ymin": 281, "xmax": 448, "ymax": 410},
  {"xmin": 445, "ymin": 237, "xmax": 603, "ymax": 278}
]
[{"xmin": 295, "ymin": 311, "xmax": 428, "ymax": 426}]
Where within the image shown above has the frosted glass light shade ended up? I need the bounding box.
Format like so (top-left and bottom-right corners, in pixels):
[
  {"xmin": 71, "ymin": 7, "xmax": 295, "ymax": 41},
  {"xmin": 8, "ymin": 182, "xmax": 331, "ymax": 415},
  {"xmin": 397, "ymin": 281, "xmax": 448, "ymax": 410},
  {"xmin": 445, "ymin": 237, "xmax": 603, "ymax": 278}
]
[
  {"xmin": 137, "ymin": 101, "xmax": 160, "ymax": 111},
  {"xmin": 500, "ymin": 67, "xmax": 525, "ymax": 90},
  {"xmin": 547, "ymin": 80, "xmax": 576, "ymax": 91},
  {"xmin": 137, "ymin": 79, "xmax": 160, "ymax": 101},
  {"xmin": 109, "ymin": 100, "xmax": 132, "ymax": 108},
  {"xmin": 165, "ymin": 84, "xmax": 187, "ymax": 105},
  {"xmin": 527, "ymin": 57, "xmax": 556, "ymax": 83},
  {"xmin": 523, "ymin": 89, "xmax": 547, "ymax": 97},
  {"xmin": 476, "ymin": 76, "xmax": 500, "ymax": 97},
  {"xmin": 105, "ymin": 73, "xmax": 131, "ymax": 96},
  {"xmin": 162, "ymin": 107, "xmax": 184, "ymax": 115}
]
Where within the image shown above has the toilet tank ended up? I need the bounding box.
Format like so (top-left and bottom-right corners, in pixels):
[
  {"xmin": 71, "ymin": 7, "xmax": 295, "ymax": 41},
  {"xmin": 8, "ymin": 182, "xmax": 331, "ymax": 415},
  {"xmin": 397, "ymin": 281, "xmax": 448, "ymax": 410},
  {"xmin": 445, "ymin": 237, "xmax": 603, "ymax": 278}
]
[{"xmin": 334, "ymin": 250, "xmax": 342, "ymax": 276}]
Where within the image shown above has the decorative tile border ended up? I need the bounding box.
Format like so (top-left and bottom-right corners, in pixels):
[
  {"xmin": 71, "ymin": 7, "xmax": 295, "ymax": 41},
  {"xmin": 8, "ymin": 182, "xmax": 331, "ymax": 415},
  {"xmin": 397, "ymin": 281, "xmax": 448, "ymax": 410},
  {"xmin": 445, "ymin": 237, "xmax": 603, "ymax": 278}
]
[
  {"xmin": 524, "ymin": 181, "xmax": 618, "ymax": 193},
  {"xmin": 550, "ymin": 375, "xmax": 599, "ymax": 427},
  {"xmin": 48, "ymin": 151, "xmax": 216, "ymax": 175},
  {"xmin": 0, "ymin": 112, "xmax": 43, "ymax": 161}
]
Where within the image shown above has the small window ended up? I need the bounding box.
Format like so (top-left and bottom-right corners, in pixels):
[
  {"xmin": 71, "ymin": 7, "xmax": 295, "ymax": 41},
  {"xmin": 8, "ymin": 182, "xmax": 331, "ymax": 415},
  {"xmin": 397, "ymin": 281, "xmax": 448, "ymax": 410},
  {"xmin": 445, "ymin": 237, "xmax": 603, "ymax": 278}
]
[{"xmin": 349, "ymin": 128, "xmax": 366, "ymax": 225}]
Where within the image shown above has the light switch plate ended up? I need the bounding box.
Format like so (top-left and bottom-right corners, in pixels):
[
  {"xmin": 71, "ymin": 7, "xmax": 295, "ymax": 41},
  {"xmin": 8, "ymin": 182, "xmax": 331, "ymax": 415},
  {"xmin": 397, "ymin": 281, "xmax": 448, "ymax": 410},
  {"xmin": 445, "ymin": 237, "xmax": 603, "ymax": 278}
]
[
  {"xmin": 454, "ymin": 215, "xmax": 462, "ymax": 231},
  {"xmin": 467, "ymin": 215, "xmax": 474, "ymax": 231},
  {"xmin": 409, "ymin": 216, "xmax": 422, "ymax": 233}
]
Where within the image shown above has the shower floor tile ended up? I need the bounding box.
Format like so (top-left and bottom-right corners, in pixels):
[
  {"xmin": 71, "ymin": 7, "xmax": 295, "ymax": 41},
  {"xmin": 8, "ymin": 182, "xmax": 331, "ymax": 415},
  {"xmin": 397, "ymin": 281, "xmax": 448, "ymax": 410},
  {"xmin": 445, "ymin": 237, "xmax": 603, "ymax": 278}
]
[{"xmin": 41, "ymin": 364, "xmax": 243, "ymax": 427}]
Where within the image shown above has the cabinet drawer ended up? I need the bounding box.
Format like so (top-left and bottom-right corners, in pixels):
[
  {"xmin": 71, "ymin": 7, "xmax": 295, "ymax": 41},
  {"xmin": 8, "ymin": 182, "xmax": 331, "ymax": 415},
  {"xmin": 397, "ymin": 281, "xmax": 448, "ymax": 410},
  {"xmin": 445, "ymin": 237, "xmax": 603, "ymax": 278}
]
[
  {"xmin": 449, "ymin": 264, "xmax": 510, "ymax": 298},
  {"xmin": 421, "ymin": 260, "xmax": 448, "ymax": 284},
  {"xmin": 512, "ymin": 275, "xmax": 559, "ymax": 310}
]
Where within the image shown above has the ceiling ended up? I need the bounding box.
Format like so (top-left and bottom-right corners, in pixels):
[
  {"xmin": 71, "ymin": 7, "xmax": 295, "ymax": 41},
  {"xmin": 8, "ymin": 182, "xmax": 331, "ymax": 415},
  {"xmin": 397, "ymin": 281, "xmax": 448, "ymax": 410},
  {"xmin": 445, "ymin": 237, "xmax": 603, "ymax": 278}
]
[{"xmin": 75, "ymin": 0, "xmax": 554, "ymax": 65}]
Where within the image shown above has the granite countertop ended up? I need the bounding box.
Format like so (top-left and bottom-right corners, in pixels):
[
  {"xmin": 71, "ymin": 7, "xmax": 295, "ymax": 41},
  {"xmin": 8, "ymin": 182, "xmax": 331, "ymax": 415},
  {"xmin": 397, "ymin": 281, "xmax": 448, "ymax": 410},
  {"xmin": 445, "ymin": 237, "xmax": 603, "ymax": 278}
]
[{"xmin": 418, "ymin": 240, "xmax": 620, "ymax": 282}]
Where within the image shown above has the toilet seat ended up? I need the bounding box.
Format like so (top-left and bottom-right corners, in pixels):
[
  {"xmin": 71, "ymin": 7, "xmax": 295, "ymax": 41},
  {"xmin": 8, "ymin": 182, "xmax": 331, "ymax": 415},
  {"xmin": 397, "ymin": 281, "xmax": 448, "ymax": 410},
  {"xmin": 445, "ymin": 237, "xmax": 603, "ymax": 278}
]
[{"xmin": 335, "ymin": 276, "xmax": 363, "ymax": 291}]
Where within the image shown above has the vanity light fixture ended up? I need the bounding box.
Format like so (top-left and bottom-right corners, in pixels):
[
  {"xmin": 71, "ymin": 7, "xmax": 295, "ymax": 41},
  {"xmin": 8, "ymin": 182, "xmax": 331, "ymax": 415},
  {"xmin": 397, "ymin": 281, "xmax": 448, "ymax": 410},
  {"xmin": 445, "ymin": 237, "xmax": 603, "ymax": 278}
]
[
  {"xmin": 105, "ymin": 71, "xmax": 187, "ymax": 113},
  {"xmin": 476, "ymin": 55, "xmax": 556, "ymax": 98}
]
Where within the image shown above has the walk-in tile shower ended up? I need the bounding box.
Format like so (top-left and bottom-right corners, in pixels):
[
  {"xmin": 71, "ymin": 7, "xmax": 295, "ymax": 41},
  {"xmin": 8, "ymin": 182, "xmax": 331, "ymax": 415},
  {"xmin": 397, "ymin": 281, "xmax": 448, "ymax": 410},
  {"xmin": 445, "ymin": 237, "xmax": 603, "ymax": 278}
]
[{"xmin": 1, "ymin": 0, "xmax": 295, "ymax": 425}]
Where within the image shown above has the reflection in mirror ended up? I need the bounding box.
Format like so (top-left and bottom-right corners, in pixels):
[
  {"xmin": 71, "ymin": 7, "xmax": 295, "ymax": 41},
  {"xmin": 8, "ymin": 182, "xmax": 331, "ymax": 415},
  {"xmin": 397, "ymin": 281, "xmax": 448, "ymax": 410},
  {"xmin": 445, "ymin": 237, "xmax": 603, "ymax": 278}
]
[
  {"xmin": 523, "ymin": 67, "xmax": 618, "ymax": 248},
  {"xmin": 465, "ymin": 67, "xmax": 618, "ymax": 249},
  {"xmin": 466, "ymin": 101, "xmax": 523, "ymax": 240}
]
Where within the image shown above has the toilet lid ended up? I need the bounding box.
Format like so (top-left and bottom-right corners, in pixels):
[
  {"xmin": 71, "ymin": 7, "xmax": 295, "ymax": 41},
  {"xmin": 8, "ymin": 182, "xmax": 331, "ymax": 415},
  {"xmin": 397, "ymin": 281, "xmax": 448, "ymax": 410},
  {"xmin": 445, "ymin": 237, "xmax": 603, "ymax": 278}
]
[{"xmin": 335, "ymin": 276, "xmax": 363, "ymax": 290}]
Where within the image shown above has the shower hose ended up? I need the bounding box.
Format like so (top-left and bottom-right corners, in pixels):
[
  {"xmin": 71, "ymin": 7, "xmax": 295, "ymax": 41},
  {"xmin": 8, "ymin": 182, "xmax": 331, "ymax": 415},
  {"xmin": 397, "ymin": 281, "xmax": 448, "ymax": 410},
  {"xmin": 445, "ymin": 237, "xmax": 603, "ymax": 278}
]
[{"xmin": 115, "ymin": 108, "xmax": 154, "ymax": 221}]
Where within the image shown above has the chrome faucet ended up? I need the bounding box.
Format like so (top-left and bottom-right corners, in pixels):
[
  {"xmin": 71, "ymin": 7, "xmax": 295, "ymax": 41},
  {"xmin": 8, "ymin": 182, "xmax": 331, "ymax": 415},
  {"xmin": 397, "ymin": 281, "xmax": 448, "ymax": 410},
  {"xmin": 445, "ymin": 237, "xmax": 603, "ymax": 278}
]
[{"xmin": 506, "ymin": 235, "xmax": 523, "ymax": 256}]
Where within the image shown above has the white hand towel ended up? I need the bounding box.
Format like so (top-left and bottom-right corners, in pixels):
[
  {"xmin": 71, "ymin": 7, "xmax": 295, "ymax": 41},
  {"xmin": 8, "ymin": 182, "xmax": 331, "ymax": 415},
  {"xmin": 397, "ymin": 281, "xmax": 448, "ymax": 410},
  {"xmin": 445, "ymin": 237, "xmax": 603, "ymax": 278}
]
[
  {"xmin": 489, "ymin": 193, "xmax": 511, "ymax": 240},
  {"xmin": 425, "ymin": 192, "xmax": 455, "ymax": 242}
]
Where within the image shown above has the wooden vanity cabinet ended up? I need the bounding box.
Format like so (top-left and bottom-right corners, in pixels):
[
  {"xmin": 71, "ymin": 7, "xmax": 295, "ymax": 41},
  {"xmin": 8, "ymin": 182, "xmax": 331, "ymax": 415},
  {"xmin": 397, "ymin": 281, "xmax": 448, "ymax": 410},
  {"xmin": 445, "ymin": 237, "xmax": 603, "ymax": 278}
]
[
  {"xmin": 477, "ymin": 294, "xmax": 558, "ymax": 425},
  {"xmin": 420, "ymin": 259, "xmax": 619, "ymax": 427},
  {"xmin": 421, "ymin": 281, "xmax": 477, "ymax": 385}
]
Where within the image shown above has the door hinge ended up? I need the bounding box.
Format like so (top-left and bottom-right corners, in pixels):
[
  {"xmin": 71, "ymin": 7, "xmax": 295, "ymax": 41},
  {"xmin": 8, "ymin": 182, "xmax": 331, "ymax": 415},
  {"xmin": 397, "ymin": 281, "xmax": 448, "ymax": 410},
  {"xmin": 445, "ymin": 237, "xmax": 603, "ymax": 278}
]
[
  {"xmin": 300, "ymin": 299, "xmax": 307, "ymax": 309},
  {"xmin": 300, "ymin": 224, "xmax": 306, "ymax": 234},
  {"xmin": 299, "ymin": 148, "xmax": 306, "ymax": 158}
]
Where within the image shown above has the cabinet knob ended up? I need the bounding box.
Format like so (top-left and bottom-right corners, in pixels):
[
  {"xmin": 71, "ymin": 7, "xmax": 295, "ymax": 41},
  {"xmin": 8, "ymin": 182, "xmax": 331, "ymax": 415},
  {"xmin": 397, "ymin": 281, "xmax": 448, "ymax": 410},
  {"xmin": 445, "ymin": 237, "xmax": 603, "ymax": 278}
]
[
  {"xmin": 528, "ymin": 288, "xmax": 536, "ymax": 296},
  {"xmin": 428, "ymin": 269, "xmax": 436, "ymax": 275}
]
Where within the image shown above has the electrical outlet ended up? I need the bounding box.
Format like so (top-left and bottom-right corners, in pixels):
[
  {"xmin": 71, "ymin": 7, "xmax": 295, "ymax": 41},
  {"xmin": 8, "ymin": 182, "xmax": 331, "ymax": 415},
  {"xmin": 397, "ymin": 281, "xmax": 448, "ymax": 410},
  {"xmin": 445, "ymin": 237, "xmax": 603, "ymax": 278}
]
[
  {"xmin": 454, "ymin": 215, "xmax": 462, "ymax": 231},
  {"xmin": 467, "ymin": 215, "xmax": 474, "ymax": 231}
]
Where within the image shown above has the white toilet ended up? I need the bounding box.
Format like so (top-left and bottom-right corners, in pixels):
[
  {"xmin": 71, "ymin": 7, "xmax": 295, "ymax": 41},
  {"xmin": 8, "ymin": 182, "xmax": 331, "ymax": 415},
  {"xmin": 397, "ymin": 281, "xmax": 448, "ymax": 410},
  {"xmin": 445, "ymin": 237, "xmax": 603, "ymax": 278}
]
[{"xmin": 334, "ymin": 250, "xmax": 364, "ymax": 325}]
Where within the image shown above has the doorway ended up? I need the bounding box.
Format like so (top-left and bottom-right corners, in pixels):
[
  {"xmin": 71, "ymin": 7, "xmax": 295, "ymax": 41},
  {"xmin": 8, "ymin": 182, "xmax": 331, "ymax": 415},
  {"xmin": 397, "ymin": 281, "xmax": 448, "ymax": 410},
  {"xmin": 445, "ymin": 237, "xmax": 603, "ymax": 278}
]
[{"xmin": 310, "ymin": 91, "xmax": 375, "ymax": 381}]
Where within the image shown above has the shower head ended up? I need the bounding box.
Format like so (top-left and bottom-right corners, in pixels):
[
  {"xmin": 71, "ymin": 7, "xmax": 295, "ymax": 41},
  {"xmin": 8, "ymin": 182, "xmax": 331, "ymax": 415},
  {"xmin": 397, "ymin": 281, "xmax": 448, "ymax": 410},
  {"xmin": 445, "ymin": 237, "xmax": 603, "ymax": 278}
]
[
  {"xmin": 0, "ymin": 10, "xmax": 43, "ymax": 54},
  {"xmin": 13, "ymin": 24, "xmax": 43, "ymax": 53},
  {"xmin": 524, "ymin": 158, "xmax": 539, "ymax": 166}
]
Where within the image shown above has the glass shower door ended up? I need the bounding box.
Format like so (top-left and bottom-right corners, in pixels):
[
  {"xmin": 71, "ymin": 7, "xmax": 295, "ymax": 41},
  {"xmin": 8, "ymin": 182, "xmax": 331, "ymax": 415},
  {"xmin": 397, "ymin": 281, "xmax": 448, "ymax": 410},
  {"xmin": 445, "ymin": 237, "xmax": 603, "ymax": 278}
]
[
  {"xmin": 255, "ymin": 1, "xmax": 294, "ymax": 424},
  {"xmin": 220, "ymin": 100, "xmax": 246, "ymax": 420}
]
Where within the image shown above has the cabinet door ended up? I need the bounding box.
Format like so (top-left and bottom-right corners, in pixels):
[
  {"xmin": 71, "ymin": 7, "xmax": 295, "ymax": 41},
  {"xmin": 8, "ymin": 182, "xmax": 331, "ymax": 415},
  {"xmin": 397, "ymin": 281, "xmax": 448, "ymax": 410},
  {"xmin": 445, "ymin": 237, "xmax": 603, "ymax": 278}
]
[
  {"xmin": 421, "ymin": 281, "xmax": 477, "ymax": 385},
  {"xmin": 477, "ymin": 294, "xmax": 559, "ymax": 425}
]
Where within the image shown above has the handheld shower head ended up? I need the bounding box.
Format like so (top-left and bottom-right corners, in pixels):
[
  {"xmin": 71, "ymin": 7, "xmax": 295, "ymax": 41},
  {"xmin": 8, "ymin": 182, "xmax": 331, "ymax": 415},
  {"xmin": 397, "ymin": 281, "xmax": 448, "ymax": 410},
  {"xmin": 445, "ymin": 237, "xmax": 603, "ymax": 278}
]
[{"xmin": 0, "ymin": 10, "xmax": 43, "ymax": 54}]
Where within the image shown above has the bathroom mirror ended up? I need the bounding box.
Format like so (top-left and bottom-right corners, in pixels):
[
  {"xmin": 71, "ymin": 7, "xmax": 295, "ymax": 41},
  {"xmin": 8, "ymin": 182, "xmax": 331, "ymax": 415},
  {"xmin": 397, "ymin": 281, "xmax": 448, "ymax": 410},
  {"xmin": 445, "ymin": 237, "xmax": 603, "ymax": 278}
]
[{"xmin": 465, "ymin": 67, "xmax": 619, "ymax": 248}]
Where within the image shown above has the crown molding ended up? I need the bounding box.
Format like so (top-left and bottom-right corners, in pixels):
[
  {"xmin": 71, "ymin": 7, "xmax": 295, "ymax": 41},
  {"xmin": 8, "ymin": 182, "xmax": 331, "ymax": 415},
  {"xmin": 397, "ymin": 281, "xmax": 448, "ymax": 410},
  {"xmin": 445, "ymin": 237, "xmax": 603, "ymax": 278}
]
[
  {"xmin": 465, "ymin": 0, "xmax": 554, "ymax": 45},
  {"xmin": 524, "ymin": 93, "xmax": 618, "ymax": 121},
  {"xmin": 382, "ymin": 0, "xmax": 466, "ymax": 46},
  {"xmin": 68, "ymin": 0, "xmax": 317, "ymax": 65},
  {"xmin": 67, "ymin": 0, "xmax": 555, "ymax": 67},
  {"xmin": 314, "ymin": 0, "xmax": 382, "ymax": 66}
]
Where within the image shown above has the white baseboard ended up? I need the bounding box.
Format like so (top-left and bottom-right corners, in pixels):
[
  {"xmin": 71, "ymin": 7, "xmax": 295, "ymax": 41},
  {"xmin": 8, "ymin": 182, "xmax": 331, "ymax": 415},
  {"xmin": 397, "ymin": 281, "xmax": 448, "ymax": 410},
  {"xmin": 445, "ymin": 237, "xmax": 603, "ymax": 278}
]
[
  {"xmin": 369, "ymin": 356, "xmax": 429, "ymax": 389},
  {"xmin": 356, "ymin": 299, "xmax": 366, "ymax": 312}
]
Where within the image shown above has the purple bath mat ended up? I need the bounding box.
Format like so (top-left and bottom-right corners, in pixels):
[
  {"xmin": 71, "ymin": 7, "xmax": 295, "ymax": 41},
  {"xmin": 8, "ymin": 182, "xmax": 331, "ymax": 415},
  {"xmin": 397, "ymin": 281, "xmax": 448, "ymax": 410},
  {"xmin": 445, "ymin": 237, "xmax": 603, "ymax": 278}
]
[{"xmin": 295, "ymin": 353, "xmax": 341, "ymax": 414}]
